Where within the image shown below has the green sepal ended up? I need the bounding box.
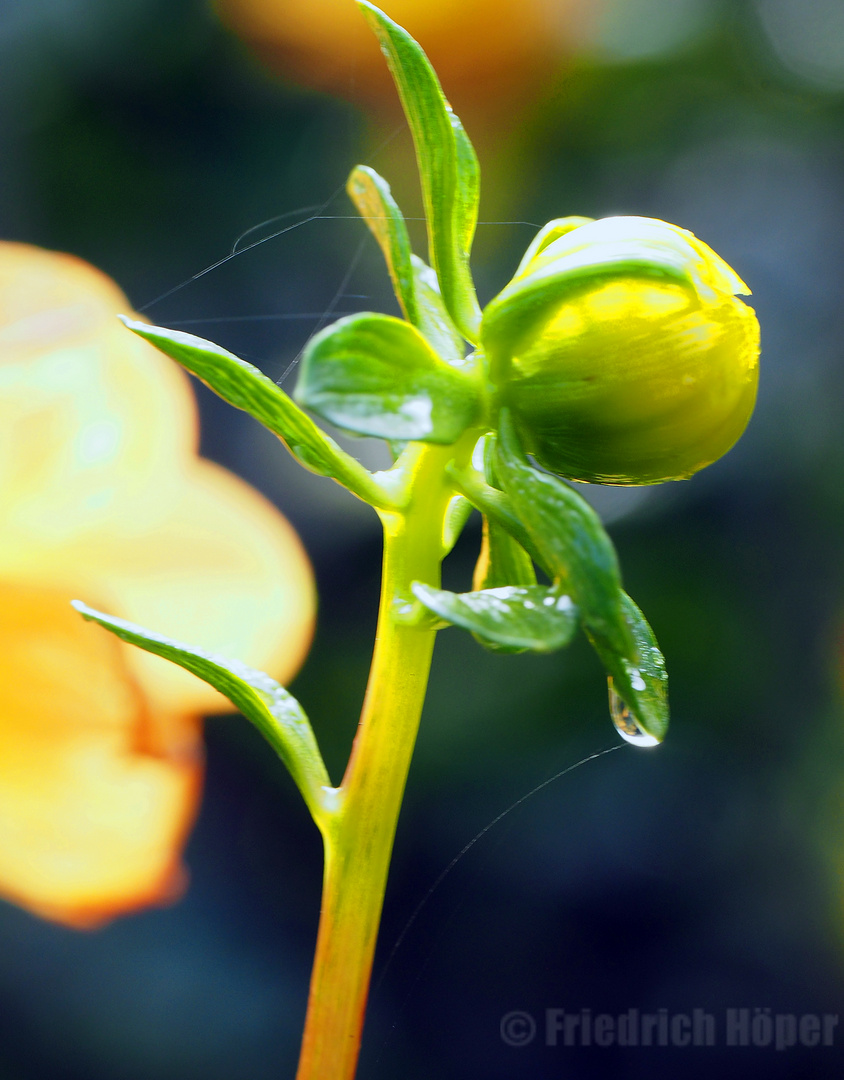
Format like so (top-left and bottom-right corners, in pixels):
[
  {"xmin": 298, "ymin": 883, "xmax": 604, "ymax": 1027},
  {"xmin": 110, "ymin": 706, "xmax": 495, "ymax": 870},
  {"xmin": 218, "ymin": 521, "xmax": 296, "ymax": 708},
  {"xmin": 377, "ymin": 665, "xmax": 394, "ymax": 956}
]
[
  {"xmin": 358, "ymin": 2, "xmax": 481, "ymax": 343},
  {"xmin": 473, "ymin": 515, "xmax": 537, "ymax": 591},
  {"xmin": 468, "ymin": 517, "xmax": 537, "ymax": 652},
  {"xmin": 446, "ymin": 462, "xmax": 541, "ymax": 568},
  {"xmin": 411, "ymin": 582, "xmax": 578, "ymax": 654},
  {"xmin": 481, "ymin": 237, "xmax": 695, "ymax": 377},
  {"xmin": 346, "ymin": 166, "xmax": 465, "ymax": 366},
  {"xmin": 442, "ymin": 495, "xmax": 474, "ymax": 555},
  {"xmin": 469, "ymin": 432, "xmax": 538, "ymax": 651},
  {"xmin": 71, "ymin": 601, "xmax": 333, "ymax": 824},
  {"xmin": 119, "ymin": 317, "xmax": 389, "ymax": 508},
  {"xmin": 473, "ymin": 434, "xmax": 536, "ymax": 590},
  {"xmin": 296, "ymin": 312, "xmax": 480, "ymax": 443},
  {"xmin": 493, "ymin": 411, "xmax": 631, "ymax": 657},
  {"xmin": 586, "ymin": 592, "xmax": 669, "ymax": 742}
]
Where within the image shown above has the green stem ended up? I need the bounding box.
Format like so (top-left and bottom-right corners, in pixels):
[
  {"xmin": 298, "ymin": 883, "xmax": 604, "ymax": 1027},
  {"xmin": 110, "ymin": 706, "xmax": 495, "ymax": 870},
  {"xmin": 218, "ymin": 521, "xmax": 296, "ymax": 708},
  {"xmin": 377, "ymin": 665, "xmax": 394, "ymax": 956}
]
[{"xmin": 295, "ymin": 442, "xmax": 463, "ymax": 1080}]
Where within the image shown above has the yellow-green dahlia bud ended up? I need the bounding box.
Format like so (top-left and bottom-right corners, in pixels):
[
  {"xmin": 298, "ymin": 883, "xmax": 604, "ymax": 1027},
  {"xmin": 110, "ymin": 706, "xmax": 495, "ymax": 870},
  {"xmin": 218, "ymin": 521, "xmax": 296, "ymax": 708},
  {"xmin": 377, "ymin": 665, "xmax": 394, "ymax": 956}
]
[{"xmin": 481, "ymin": 216, "xmax": 760, "ymax": 485}]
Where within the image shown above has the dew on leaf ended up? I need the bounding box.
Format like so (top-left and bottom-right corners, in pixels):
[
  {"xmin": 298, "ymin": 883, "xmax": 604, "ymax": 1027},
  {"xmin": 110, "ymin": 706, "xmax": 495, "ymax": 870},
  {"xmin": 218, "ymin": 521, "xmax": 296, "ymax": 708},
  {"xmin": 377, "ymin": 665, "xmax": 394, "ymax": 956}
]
[{"xmin": 609, "ymin": 679, "xmax": 660, "ymax": 748}]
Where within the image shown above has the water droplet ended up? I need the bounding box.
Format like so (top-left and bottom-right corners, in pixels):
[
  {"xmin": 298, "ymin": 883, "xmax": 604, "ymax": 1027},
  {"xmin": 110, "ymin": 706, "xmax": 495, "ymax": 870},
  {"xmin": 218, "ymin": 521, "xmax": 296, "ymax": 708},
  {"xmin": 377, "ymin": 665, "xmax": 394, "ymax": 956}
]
[{"xmin": 609, "ymin": 679, "xmax": 660, "ymax": 748}]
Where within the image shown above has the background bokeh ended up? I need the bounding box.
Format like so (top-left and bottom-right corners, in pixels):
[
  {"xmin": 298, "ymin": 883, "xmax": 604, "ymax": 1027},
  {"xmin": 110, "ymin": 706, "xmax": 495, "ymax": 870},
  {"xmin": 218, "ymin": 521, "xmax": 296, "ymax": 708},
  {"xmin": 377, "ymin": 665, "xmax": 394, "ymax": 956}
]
[{"xmin": 3, "ymin": 0, "xmax": 844, "ymax": 1077}]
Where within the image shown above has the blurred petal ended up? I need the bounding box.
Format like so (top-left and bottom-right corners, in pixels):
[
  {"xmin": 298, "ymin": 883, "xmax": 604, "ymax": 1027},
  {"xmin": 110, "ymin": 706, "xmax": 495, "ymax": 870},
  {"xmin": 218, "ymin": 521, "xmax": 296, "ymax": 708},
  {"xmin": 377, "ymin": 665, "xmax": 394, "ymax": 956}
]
[
  {"xmin": 62, "ymin": 459, "xmax": 316, "ymax": 714},
  {"xmin": 0, "ymin": 239, "xmax": 316, "ymax": 712},
  {"xmin": 0, "ymin": 242, "xmax": 197, "ymax": 552},
  {"xmin": 0, "ymin": 583, "xmax": 202, "ymax": 928},
  {"xmin": 0, "ymin": 241, "xmax": 317, "ymax": 923},
  {"xmin": 217, "ymin": 0, "xmax": 586, "ymax": 111}
]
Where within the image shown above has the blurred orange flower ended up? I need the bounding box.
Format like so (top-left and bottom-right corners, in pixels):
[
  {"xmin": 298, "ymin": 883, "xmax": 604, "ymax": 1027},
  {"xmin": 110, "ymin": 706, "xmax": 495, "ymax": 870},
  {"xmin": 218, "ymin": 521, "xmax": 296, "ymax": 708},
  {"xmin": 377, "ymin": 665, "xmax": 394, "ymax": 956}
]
[
  {"xmin": 216, "ymin": 0, "xmax": 588, "ymax": 116},
  {"xmin": 0, "ymin": 242, "xmax": 315, "ymax": 928}
]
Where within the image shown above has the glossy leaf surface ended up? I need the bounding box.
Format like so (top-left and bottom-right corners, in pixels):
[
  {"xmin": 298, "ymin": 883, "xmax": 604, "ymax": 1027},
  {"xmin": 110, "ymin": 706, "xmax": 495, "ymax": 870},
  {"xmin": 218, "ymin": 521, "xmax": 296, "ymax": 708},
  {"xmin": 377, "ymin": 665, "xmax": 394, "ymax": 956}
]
[
  {"xmin": 120, "ymin": 318, "xmax": 386, "ymax": 507},
  {"xmin": 347, "ymin": 166, "xmax": 417, "ymax": 326},
  {"xmin": 296, "ymin": 312, "xmax": 480, "ymax": 443},
  {"xmin": 493, "ymin": 412, "xmax": 630, "ymax": 656},
  {"xmin": 411, "ymin": 582, "xmax": 578, "ymax": 653},
  {"xmin": 586, "ymin": 592, "xmax": 669, "ymax": 742},
  {"xmin": 346, "ymin": 166, "xmax": 465, "ymax": 365},
  {"xmin": 358, "ymin": 2, "xmax": 481, "ymax": 342},
  {"xmin": 73, "ymin": 602, "xmax": 332, "ymax": 820}
]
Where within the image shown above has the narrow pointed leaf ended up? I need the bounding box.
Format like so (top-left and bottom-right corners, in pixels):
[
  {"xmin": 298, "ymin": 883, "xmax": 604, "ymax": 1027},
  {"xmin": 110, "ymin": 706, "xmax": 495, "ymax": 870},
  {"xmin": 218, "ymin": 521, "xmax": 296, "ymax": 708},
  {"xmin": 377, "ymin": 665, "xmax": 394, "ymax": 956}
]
[
  {"xmin": 493, "ymin": 411, "xmax": 630, "ymax": 656},
  {"xmin": 586, "ymin": 592, "xmax": 669, "ymax": 742},
  {"xmin": 358, "ymin": 2, "xmax": 481, "ymax": 342},
  {"xmin": 296, "ymin": 312, "xmax": 480, "ymax": 443},
  {"xmin": 411, "ymin": 582, "xmax": 578, "ymax": 653},
  {"xmin": 120, "ymin": 317, "xmax": 388, "ymax": 507},
  {"xmin": 347, "ymin": 165, "xmax": 418, "ymax": 326},
  {"xmin": 72, "ymin": 601, "xmax": 332, "ymax": 822},
  {"xmin": 346, "ymin": 166, "xmax": 465, "ymax": 365}
]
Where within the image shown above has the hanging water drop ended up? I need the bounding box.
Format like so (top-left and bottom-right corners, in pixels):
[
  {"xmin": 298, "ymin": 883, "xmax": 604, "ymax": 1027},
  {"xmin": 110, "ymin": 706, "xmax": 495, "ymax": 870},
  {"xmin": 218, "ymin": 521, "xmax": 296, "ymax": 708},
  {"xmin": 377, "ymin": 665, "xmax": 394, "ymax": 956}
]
[{"xmin": 608, "ymin": 679, "xmax": 660, "ymax": 748}]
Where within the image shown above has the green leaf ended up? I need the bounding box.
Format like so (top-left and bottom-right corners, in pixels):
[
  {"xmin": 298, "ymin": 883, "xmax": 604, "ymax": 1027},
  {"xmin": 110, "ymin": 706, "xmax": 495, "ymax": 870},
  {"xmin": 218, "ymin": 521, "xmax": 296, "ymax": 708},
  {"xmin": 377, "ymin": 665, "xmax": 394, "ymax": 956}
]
[
  {"xmin": 120, "ymin": 317, "xmax": 389, "ymax": 508},
  {"xmin": 493, "ymin": 411, "xmax": 630, "ymax": 656},
  {"xmin": 345, "ymin": 166, "xmax": 466, "ymax": 366},
  {"xmin": 358, "ymin": 2, "xmax": 481, "ymax": 343},
  {"xmin": 296, "ymin": 312, "xmax": 480, "ymax": 443},
  {"xmin": 347, "ymin": 166, "xmax": 418, "ymax": 326},
  {"xmin": 411, "ymin": 582, "xmax": 578, "ymax": 653},
  {"xmin": 586, "ymin": 592, "xmax": 669, "ymax": 743},
  {"xmin": 72, "ymin": 601, "xmax": 333, "ymax": 822}
]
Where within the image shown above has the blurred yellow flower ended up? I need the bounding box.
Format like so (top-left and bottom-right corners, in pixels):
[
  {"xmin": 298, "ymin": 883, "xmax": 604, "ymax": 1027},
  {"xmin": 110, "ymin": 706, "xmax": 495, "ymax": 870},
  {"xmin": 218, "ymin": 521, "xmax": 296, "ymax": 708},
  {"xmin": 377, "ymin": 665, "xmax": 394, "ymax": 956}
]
[{"xmin": 0, "ymin": 242, "xmax": 315, "ymax": 928}]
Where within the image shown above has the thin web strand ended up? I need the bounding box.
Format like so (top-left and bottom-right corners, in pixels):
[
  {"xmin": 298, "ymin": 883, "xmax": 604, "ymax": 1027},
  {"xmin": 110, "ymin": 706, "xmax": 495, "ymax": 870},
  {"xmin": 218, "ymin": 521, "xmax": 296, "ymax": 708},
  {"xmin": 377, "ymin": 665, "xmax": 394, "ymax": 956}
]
[
  {"xmin": 136, "ymin": 122, "xmax": 409, "ymax": 314},
  {"xmin": 275, "ymin": 237, "xmax": 368, "ymax": 388},
  {"xmin": 373, "ymin": 743, "xmax": 625, "ymax": 995}
]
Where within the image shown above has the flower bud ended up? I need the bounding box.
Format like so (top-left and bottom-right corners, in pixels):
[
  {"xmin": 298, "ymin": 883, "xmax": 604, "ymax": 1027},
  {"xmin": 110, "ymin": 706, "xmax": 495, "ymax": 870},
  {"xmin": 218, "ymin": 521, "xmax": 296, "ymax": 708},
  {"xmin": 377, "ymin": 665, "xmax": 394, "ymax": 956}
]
[{"xmin": 481, "ymin": 216, "xmax": 760, "ymax": 485}]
